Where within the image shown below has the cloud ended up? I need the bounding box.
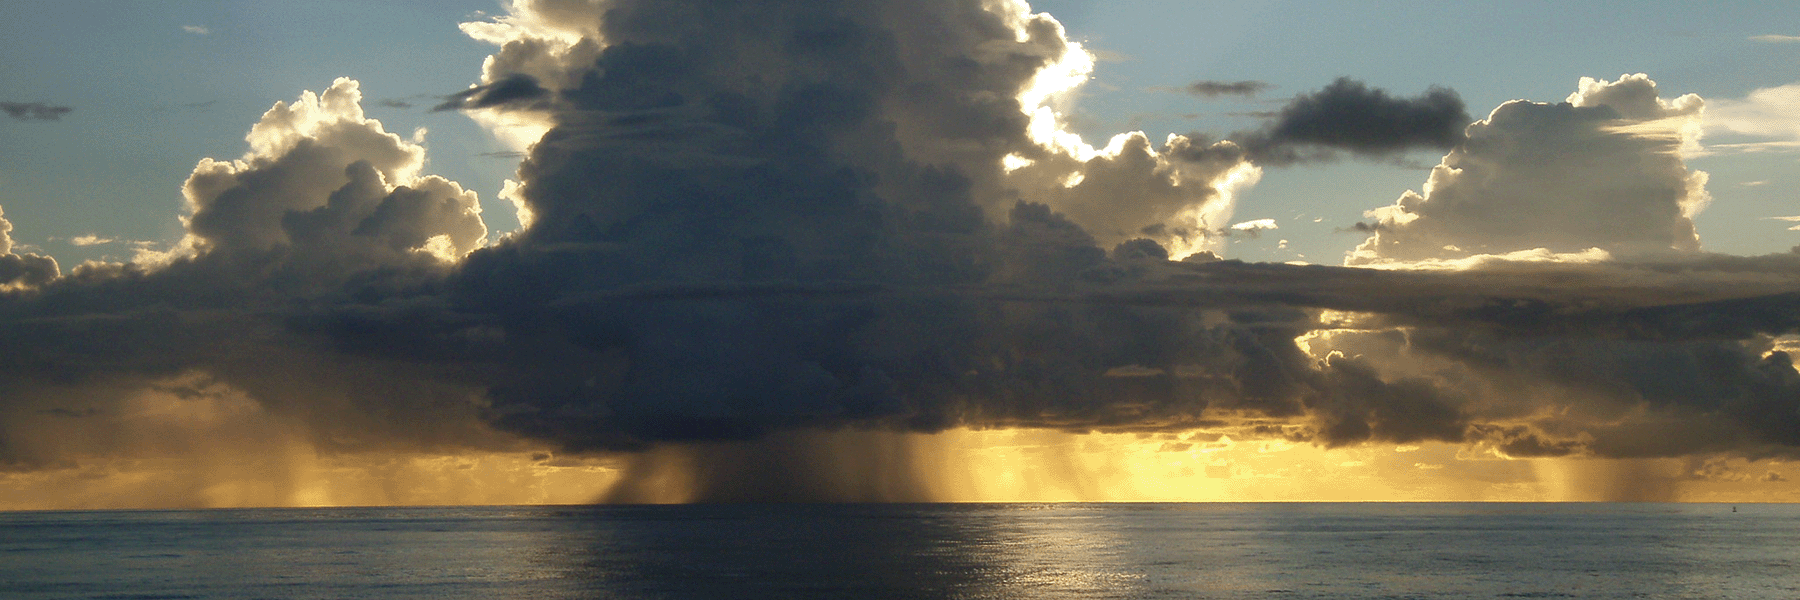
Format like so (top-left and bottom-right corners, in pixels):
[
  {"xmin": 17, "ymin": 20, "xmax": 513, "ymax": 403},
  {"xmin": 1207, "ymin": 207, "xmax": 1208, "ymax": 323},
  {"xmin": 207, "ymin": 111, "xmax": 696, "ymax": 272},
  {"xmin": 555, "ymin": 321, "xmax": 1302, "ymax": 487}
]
[
  {"xmin": 1230, "ymin": 218, "xmax": 1278, "ymax": 232},
  {"xmin": 1705, "ymin": 82, "xmax": 1800, "ymax": 152},
  {"xmin": 1230, "ymin": 77, "xmax": 1471, "ymax": 164},
  {"xmin": 1749, "ymin": 34, "xmax": 1800, "ymax": 43},
  {"xmin": 1, "ymin": 102, "xmax": 73, "ymax": 121},
  {"xmin": 5, "ymin": 3, "xmax": 1800, "ymax": 504},
  {"xmin": 0, "ymin": 206, "xmax": 60, "ymax": 290},
  {"xmin": 434, "ymin": 74, "xmax": 551, "ymax": 112},
  {"xmin": 182, "ymin": 25, "xmax": 210, "ymax": 35},
  {"xmin": 0, "ymin": 79, "xmax": 499, "ymax": 482},
  {"xmin": 69, "ymin": 235, "xmax": 116, "ymax": 247},
  {"xmin": 1352, "ymin": 74, "xmax": 1708, "ymax": 264},
  {"xmin": 1187, "ymin": 80, "xmax": 1271, "ymax": 98},
  {"xmin": 173, "ymin": 78, "xmax": 485, "ymax": 265},
  {"xmin": 1770, "ymin": 216, "xmax": 1800, "ymax": 230}
]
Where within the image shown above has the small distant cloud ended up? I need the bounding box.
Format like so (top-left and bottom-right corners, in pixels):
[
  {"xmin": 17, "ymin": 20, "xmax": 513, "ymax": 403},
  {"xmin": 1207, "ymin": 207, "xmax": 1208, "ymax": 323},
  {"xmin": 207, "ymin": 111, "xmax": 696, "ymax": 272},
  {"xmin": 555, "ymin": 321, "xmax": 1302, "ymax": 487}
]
[
  {"xmin": 1188, "ymin": 80, "xmax": 1272, "ymax": 98},
  {"xmin": 478, "ymin": 150, "xmax": 526, "ymax": 159},
  {"xmin": 1749, "ymin": 34, "xmax": 1800, "ymax": 43},
  {"xmin": 1741, "ymin": 180, "xmax": 1769, "ymax": 187},
  {"xmin": 1767, "ymin": 472, "xmax": 1788, "ymax": 482},
  {"xmin": 1767, "ymin": 216, "xmax": 1800, "ymax": 230},
  {"xmin": 182, "ymin": 25, "xmax": 210, "ymax": 35},
  {"xmin": 70, "ymin": 234, "xmax": 116, "ymax": 246},
  {"xmin": 1230, "ymin": 218, "xmax": 1279, "ymax": 232},
  {"xmin": 378, "ymin": 99, "xmax": 415, "ymax": 109},
  {"xmin": 1, "ymin": 102, "xmax": 73, "ymax": 121},
  {"xmin": 435, "ymin": 74, "xmax": 550, "ymax": 112}
]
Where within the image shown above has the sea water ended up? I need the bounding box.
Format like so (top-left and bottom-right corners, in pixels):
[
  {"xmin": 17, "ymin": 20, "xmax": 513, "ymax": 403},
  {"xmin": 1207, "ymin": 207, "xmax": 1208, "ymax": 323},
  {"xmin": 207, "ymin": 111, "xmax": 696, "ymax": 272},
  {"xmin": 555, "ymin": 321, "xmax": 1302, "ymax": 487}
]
[{"xmin": 3, "ymin": 503, "xmax": 1798, "ymax": 599}]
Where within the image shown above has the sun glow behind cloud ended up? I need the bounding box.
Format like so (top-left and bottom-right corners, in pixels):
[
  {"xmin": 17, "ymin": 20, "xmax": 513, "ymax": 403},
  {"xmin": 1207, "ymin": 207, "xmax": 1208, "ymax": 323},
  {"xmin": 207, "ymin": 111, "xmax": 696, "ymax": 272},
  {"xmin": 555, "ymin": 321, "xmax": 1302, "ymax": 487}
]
[{"xmin": 8, "ymin": 425, "xmax": 1797, "ymax": 510}]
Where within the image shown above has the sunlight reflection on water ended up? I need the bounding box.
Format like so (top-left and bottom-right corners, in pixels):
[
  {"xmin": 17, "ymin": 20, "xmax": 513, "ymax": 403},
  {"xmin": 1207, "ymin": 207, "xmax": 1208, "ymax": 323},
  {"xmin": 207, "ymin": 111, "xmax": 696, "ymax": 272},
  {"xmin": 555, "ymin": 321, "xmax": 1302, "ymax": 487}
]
[{"xmin": 3, "ymin": 503, "xmax": 1799, "ymax": 599}]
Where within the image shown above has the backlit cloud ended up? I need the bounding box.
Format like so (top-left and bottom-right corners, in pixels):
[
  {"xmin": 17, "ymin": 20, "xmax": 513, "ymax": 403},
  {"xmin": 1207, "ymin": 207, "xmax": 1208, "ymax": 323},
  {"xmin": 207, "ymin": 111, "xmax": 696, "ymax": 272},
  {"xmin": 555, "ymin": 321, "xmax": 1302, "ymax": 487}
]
[
  {"xmin": 69, "ymin": 235, "xmax": 115, "ymax": 247},
  {"xmin": 0, "ymin": 206, "xmax": 59, "ymax": 290},
  {"xmin": 1352, "ymin": 74, "xmax": 1707, "ymax": 264}
]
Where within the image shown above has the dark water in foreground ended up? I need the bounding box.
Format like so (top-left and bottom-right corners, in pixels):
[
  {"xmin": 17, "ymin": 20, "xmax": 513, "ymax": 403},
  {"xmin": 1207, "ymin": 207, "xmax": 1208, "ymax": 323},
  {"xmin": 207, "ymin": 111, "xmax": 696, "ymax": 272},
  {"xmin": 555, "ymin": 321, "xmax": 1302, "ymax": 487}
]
[{"xmin": 3, "ymin": 503, "xmax": 1798, "ymax": 599}]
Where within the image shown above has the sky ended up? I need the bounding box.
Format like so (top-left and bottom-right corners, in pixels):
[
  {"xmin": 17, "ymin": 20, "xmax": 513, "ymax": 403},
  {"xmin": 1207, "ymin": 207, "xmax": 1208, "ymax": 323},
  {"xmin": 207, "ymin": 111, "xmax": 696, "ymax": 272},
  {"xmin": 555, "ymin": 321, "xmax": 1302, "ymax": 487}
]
[{"xmin": 1, "ymin": 0, "xmax": 1799, "ymax": 509}]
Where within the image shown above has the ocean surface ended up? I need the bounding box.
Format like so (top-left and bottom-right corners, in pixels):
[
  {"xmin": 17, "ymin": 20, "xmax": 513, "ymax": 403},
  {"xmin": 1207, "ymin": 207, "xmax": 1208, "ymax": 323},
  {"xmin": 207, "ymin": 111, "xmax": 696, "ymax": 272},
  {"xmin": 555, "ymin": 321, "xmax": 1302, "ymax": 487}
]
[{"xmin": 3, "ymin": 503, "xmax": 1797, "ymax": 599}]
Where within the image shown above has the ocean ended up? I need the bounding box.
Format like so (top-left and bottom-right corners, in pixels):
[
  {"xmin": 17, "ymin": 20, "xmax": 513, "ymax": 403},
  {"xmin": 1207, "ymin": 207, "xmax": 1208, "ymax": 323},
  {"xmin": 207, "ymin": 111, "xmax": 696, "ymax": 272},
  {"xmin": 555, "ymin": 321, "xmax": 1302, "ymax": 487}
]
[{"xmin": 2, "ymin": 503, "xmax": 1796, "ymax": 599}]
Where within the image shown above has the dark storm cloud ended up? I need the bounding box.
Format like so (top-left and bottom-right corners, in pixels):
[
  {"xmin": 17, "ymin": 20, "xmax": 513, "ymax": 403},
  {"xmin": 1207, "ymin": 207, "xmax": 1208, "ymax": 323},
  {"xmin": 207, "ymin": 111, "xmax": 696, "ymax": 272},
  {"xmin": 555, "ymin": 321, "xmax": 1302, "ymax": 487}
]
[
  {"xmin": 1186, "ymin": 80, "xmax": 1271, "ymax": 98},
  {"xmin": 1, "ymin": 102, "xmax": 73, "ymax": 121},
  {"xmin": 1228, "ymin": 78, "xmax": 1470, "ymax": 165}
]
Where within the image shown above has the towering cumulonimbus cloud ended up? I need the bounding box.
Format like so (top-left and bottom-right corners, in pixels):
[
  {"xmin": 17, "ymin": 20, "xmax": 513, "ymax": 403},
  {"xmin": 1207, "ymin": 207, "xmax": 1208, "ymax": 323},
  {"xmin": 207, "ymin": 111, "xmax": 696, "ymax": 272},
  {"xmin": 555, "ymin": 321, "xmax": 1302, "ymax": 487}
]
[
  {"xmin": 1352, "ymin": 74, "xmax": 1709, "ymax": 263},
  {"xmin": 431, "ymin": 0, "xmax": 1278, "ymax": 453},
  {"xmin": 452, "ymin": 0, "xmax": 1259, "ymax": 255}
]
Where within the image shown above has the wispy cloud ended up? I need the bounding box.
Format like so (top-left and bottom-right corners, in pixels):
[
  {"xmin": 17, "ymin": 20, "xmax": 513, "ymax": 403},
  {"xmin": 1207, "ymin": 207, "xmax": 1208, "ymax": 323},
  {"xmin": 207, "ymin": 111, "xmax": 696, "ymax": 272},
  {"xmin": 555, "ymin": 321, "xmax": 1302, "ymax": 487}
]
[
  {"xmin": 1704, "ymin": 82, "xmax": 1800, "ymax": 154},
  {"xmin": 1187, "ymin": 80, "xmax": 1272, "ymax": 98},
  {"xmin": 1229, "ymin": 218, "xmax": 1279, "ymax": 231},
  {"xmin": 70, "ymin": 234, "xmax": 116, "ymax": 246},
  {"xmin": 1767, "ymin": 216, "xmax": 1800, "ymax": 230},
  {"xmin": 1, "ymin": 102, "xmax": 72, "ymax": 121},
  {"xmin": 1749, "ymin": 34, "xmax": 1800, "ymax": 43},
  {"xmin": 182, "ymin": 25, "xmax": 210, "ymax": 35}
]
